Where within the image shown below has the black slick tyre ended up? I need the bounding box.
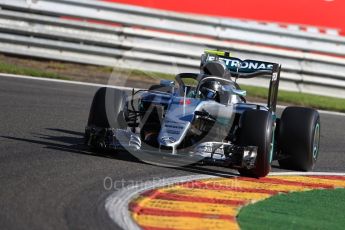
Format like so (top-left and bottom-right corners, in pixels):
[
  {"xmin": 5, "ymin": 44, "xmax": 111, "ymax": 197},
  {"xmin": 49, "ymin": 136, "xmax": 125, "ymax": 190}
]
[
  {"xmin": 278, "ymin": 107, "xmax": 320, "ymax": 171},
  {"xmin": 238, "ymin": 110, "xmax": 274, "ymax": 178},
  {"xmin": 87, "ymin": 87, "xmax": 127, "ymax": 129},
  {"xmin": 85, "ymin": 87, "xmax": 127, "ymax": 149}
]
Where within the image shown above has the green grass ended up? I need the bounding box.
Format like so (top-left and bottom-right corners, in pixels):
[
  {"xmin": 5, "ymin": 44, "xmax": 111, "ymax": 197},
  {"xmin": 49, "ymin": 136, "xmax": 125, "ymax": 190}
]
[
  {"xmin": 1, "ymin": 61, "xmax": 344, "ymax": 112},
  {"xmin": 238, "ymin": 189, "xmax": 345, "ymax": 230},
  {"xmin": 242, "ymin": 85, "xmax": 345, "ymax": 112},
  {"xmin": 0, "ymin": 61, "xmax": 69, "ymax": 80}
]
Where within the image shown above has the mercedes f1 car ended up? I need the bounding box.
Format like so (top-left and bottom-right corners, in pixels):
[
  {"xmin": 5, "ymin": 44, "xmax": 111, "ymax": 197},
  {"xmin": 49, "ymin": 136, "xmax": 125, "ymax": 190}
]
[{"xmin": 85, "ymin": 50, "xmax": 321, "ymax": 177}]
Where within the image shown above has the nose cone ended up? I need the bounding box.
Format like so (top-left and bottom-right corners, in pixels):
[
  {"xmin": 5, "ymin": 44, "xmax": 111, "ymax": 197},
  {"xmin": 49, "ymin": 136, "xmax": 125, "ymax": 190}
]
[{"xmin": 157, "ymin": 97, "xmax": 200, "ymax": 153}]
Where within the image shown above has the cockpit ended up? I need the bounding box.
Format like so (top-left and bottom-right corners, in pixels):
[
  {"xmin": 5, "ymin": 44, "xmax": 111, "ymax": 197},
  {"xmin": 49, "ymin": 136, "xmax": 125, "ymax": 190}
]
[{"xmin": 150, "ymin": 52, "xmax": 247, "ymax": 105}]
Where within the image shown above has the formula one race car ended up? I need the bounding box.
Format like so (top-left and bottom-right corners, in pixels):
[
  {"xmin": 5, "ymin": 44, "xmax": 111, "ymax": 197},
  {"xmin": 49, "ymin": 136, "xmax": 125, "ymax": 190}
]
[{"xmin": 85, "ymin": 50, "xmax": 320, "ymax": 177}]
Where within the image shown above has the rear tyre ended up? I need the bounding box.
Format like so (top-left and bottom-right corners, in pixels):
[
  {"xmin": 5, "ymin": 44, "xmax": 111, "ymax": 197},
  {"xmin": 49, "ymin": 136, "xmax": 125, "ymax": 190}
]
[
  {"xmin": 278, "ymin": 107, "xmax": 320, "ymax": 171},
  {"xmin": 238, "ymin": 110, "xmax": 274, "ymax": 178}
]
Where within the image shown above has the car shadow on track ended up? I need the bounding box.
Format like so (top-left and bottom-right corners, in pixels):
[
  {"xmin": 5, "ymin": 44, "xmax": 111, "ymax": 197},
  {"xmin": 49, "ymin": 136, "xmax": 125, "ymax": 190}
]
[{"xmin": 1, "ymin": 128, "xmax": 243, "ymax": 178}]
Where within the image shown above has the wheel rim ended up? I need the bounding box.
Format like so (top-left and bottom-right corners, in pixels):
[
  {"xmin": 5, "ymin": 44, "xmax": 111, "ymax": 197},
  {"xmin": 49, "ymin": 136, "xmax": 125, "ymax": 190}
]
[
  {"xmin": 268, "ymin": 116, "xmax": 276, "ymax": 164},
  {"xmin": 269, "ymin": 129, "xmax": 275, "ymax": 163},
  {"xmin": 312, "ymin": 123, "xmax": 320, "ymax": 159}
]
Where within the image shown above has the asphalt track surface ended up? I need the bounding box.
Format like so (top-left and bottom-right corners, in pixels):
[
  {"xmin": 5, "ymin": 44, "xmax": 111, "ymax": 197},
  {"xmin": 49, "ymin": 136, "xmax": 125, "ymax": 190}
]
[{"xmin": 0, "ymin": 75, "xmax": 344, "ymax": 230}]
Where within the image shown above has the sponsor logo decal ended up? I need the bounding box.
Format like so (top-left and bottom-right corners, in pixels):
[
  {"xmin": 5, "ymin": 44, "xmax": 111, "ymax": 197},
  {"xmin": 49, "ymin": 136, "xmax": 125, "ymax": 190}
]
[
  {"xmin": 161, "ymin": 136, "xmax": 176, "ymax": 144},
  {"xmin": 207, "ymin": 56, "xmax": 274, "ymax": 73}
]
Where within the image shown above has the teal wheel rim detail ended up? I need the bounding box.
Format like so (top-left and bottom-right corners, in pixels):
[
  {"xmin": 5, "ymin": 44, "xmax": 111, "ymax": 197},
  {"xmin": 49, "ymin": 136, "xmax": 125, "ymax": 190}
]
[
  {"xmin": 269, "ymin": 131, "xmax": 275, "ymax": 164},
  {"xmin": 269, "ymin": 116, "xmax": 277, "ymax": 164},
  {"xmin": 312, "ymin": 123, "xmax": 320, "ymax": 159}
]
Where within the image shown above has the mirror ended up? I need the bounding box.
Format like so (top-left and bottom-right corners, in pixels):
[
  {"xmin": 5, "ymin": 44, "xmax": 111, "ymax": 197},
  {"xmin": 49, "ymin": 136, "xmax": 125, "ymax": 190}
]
[
  {"xmin": 195, "ymin": 110, "xmax": 209, "ymax": 117},
  {"xmin": 233, "ymin": 89, "xmax": 247, "ymax": 97},
  {"xmin": 222, "ymin": 85, "xmax": 247, "ymax": 97}
]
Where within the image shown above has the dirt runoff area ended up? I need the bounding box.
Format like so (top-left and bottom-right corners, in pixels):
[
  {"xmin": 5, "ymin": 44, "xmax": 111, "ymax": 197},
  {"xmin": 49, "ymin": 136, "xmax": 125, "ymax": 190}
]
[
  {"xmin": 0, "ymin": 54, "xmax": 162, "ymax": 89},
  {"xmin": 0, "ymin": 54, "xmax": 270, "ymax": 104}
]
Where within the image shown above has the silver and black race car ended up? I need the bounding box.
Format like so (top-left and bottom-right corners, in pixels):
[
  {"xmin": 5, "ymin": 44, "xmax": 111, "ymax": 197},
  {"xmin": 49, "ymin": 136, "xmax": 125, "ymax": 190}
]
[{"xmin": 85, "ymin": 50, "xmax": 320, "ymax": 177}]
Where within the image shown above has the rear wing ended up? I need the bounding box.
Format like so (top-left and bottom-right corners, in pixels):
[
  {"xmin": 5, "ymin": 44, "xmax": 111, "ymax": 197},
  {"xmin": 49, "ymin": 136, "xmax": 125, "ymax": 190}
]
[{"xmin": 201, "ymin": 50, "xmax": 281, "ymax": 112}]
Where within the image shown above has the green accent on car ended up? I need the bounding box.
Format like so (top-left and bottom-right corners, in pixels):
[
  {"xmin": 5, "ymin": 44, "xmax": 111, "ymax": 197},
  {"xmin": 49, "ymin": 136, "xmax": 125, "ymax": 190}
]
[
  {"xmin": 238, "ymin": 188, "xmax": 345, "ymax": 230},
  {"xmin": 269, "ymin": 115, "xmax": 276, "ymax": 163}
]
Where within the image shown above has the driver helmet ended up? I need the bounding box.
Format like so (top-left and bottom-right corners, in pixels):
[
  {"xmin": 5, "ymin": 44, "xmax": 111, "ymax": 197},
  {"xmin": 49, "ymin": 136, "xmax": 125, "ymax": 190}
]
[
  {"xmin": 200, "ymin": 80, "xmax": 223, "ymax": 101},
  {"xmin": 201, "ymin": 60, "xmax": 227, "ymax": 77}
]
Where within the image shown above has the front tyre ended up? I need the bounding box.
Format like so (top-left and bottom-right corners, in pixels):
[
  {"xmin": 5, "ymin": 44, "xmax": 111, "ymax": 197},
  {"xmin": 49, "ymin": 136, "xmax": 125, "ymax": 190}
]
[
  {"xmin": 85, "ymin": 87, "xmax": 127, "ymax": 150},
  {"xmin": 86, "ymin": 87, "xmax": 127, "ymax": 129},
  {"xmin": 238, "ymin": 110, "xmax": 274, "ymax": 178},
  {"xmin": 278, "ymin": 107, "xmax": 320, "ymax": 171}
]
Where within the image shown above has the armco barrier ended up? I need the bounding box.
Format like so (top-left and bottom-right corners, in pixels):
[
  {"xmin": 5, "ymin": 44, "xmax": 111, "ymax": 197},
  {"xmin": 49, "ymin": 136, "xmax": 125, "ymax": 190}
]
[{"xmin": 0, "ymin": 0, "xmax": 345, "ymax": 98}]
